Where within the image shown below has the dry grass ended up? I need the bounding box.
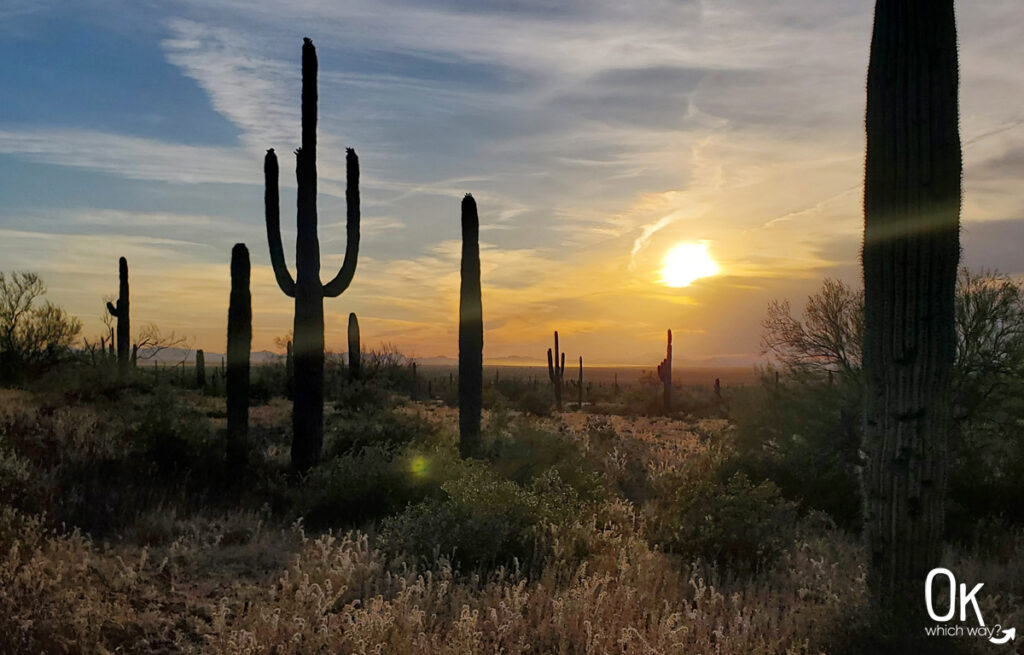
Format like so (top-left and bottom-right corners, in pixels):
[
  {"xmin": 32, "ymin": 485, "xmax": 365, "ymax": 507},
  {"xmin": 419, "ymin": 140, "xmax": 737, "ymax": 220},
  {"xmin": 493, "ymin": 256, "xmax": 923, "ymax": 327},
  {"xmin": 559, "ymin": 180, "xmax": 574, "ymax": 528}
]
[{"xmin": 2, "ymin": 391, "xmax": 1023, "ymax": 654}]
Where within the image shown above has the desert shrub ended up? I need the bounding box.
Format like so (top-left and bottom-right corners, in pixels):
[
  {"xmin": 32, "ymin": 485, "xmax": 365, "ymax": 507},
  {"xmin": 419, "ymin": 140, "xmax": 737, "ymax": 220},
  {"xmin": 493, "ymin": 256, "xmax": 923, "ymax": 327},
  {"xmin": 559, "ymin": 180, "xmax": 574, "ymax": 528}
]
[
  {"xmin": 324, "ymin": 407, "xmax": 436, "ymax": 458},
  {"xmin": 513, "ymin": 386, "xmax": 552, "ymax": 416},
  {"xmin": 485, "ymin": 419, "xmax": 605, "ymax": 503},
  {"xmin": 379, "ymin": 466, "xmax": 588, "ymax": 571},
  {"xmin": 583, "ymin": 417, "xmax": 654, "ymax": 502},
  {"xmin": 649, "ymin": 449, "xmax": 798, "ymax": 575},
  {"xmin": 728, "ymin": 369, "xmax": 862, "ymax": 530},
  {"xmin": 333, "ymin": 379, "xmax": 393, "ymax": 415},
  {"xmin": 296, "ymin": 446, "xmax": 422, "ymax": 528}
]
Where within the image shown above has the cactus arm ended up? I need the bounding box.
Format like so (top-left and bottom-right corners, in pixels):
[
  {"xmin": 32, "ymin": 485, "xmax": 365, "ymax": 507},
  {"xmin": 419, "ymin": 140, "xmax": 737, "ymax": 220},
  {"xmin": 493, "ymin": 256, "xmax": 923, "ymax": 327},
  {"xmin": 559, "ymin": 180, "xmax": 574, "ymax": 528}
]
[
  {"xmin": 560, "ymin": 352, "xmax": 565, "ymax": 377},
  {"xmin": 547, "ymin": 348, "xmax": 555, "ymax": 381},
  {"xmin": 106, "ymin": 301, "xmax": 119, "ymax": 317},
  {"xmin": 323, "ymin": 148, "xmax": 361, "ymax": 298},
  {"xmin": 265, "ymin": 149, "xmax": 296, "ymax": 298}
]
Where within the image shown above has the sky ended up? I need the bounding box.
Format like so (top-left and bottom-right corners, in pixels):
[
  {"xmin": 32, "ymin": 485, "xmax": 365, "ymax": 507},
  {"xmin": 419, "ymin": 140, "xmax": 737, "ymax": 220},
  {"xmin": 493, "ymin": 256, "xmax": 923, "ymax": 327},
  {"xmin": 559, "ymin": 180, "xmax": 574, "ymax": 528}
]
[{"xmin": 1, "ymin": 0, "xmax": 1023, "ymax": 366}]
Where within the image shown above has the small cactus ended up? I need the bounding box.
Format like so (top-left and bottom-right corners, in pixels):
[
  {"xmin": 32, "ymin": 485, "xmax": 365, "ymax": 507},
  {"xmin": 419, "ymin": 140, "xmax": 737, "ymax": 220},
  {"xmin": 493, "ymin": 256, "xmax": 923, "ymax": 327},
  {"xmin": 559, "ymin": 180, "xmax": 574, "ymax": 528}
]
[
  {"xmin": 348, "ymin": 313, "xmax": 361, "ymax": 381},
  {"xmin": 105, "ymin": 257, "xmax": 131, "ymax": 377},
  {"xmin": 577, "ymin": 355, "xmax": 584, "ymax": 409},
  {"xmin": 547, "ymin": 331, "xmax": 566, "ymax": 411},
  {"xmin": 195, "ymin": 349, "xmax": 206, "ymax": 390},
  {"xmin": 656, "ymin": 329, "xmax": 672, "ymax": 412}
]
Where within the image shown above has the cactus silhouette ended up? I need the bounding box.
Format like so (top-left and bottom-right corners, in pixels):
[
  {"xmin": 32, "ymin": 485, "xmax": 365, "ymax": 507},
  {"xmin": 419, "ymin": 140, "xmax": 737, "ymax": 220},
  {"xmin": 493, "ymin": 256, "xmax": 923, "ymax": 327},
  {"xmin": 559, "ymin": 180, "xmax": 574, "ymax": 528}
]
[
  {"xmin": 862, "ymin": 0, "xmax": 961, "ymax": 600},
  {"xmin": 577, "ymin": 356, "xmax": 583, "ymax": 409},
  {"xmin": 195, "ymin": 349, "xmax": 206, "ymax": 390},
  {"xmin": 656, "ymin": 329, "xmax": 672, "ymax": 411},
  {"xmin": 347, "ymin": 313, "xmax": 361, "ymax": 381},
  {"xmin": 265, "ymin": 38, "xmax": 360, "ymax": 471},
  {"xmin": 459, "ymin": 194, "xmax": 483, "ymax": 457},
  {"xmin": 105, "ymin": 257, "xmax": 131, "ymax": 377},
  {"xmin": 547, "ymin": 331, "xmax": 565, "ymax": 411},
  {"xmin": 227, "ymin": 243, "xmax": 251, "ymax": 471},
  {"xmin": 285, "ymin": 340, "xmax": 294, "ymax": 398}
]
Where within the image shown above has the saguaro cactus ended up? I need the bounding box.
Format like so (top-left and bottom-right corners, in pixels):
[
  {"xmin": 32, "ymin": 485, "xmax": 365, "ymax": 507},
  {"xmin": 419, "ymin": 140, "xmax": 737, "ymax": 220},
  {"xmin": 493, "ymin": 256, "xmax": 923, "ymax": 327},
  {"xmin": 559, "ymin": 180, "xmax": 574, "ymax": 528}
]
[
  {"xmin": 459, "ymin": 194, "xmax": 483, "ymax": 458},
  {"xmin": 347, "ymin": 313, "xmax": 361, "ymax": 381},
  {"xmin": 106, "ymin": 257, "xmax": 131, "ymax": 376},
  {"xmin": 195, "ymin": 349, "xmax": 206, "ymax": 390},
  {"xmin": 285, "ymin": 340, "xmax": 294, "ymax": 398},
  {"xmin": 547, "ymin": 331, "xmax": 565, "ymax": 411},
  {"xmin": 862, "ymin": 0, "xmax": 961, "ymax": 602},
  {"xmin": 265, "ymin": 38, "xmax": 360, "ymax": 471},
  {"xmin": 577, "ymin": 356, "xmax": 584, "ymax": 409},
  {"xmin": 657, "ymin": 329, "xmax": 672, "ymax": 411},
  {"xmin": 227, "ymin": 243, "xmax": 252, "ymax": 471}
]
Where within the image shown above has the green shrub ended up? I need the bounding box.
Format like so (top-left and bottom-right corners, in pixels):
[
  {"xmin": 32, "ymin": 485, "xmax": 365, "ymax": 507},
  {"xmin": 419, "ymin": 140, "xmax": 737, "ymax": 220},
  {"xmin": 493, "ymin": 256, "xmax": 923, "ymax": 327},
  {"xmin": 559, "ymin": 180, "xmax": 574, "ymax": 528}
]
[
  {"xmin": 728, "ymin": 371, "xmax": 862, "ymax": 530},
  {"xmin": 379, "ymin": 466, "xmax": 588, "ymax": 571},
  {"xmin": 485, "ymin": 419, "xmax": 604, "ymax": 503},
  {"xmin": 650, "ymin": 452, "xmax": 797, "ymax": 575},
  {"xmin": 324, "ymin": 408, "xmax": 437, "ymax": 459}
]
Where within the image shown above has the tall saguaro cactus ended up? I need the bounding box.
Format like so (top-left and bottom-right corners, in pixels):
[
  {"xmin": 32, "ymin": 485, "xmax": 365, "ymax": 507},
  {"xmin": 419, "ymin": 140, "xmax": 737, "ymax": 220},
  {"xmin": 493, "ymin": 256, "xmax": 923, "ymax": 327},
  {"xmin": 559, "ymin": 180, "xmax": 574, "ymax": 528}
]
[
  {"xmin": 106, "ymin": 257, "xmax": 130, "ymax": 377},
  {"xmin": 265, "ymin": 38, "xmax": 360, "ymax": 471},
  {"xmin": 348, "ymin": 313, "xmax": 361, "ymax": 381},
  {"xmin": 862, "ymin": 0, "xmax": 961, "ymax": 602},
  {"xmin": 547, "ymin": 331, "xmax": 565, "ymax": 411},
  {"xmin": 227, "ymin": 243, "xmax": 252, "ymax": 471},
  {"xmin": 657, "ymin": 329, "xmax": 672, "ymax": 412},
  {"xmin": 459, "ymin": 194, "xmax": 483, "ymax": 458}
]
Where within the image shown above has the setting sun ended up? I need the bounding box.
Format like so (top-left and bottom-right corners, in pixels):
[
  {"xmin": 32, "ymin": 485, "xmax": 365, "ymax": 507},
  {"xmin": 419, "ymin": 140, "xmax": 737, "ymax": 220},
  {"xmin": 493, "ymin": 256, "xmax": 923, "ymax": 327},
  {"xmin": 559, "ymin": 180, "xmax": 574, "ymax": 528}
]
[{"xmin": 661, "ymin": 242, "xmax": 720, "ymax": 287}]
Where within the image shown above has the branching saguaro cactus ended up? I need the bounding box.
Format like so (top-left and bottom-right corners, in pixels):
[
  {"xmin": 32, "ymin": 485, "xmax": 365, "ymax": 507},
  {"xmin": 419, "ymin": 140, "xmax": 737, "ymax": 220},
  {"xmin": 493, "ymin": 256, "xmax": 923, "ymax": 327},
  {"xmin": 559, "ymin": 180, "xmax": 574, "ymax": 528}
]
[
  {"xmin": 265, "ymin": 38, "xmax": 360, "ymax": 471},
  {"xmin": 656, "ymin": 329, "xmax": 673, "ymax": 412},
  {"xmin": 459, "ymin": 194, "xmax": 483, "ymax": 458},
  {"xmin": 347, "ymin": 313, "xmax": 361, "ymax": 381},
  {"xmin": 227, "ymin": 243, "xmax": 252, "ymax": 471},
  {"xmin": 862, "ymin": 0, "xmax": 961, "ymax": 603},
  {"xmin": 106, "ymin": 257, "xmax": 130, "ymax": 376},
  {"xmin": 195, "ymin": 349, "xmax": 206, "ymax": 390},
  {"xmin": 547, "ymin": 331, "xmax": 565, "ymax": 411}
]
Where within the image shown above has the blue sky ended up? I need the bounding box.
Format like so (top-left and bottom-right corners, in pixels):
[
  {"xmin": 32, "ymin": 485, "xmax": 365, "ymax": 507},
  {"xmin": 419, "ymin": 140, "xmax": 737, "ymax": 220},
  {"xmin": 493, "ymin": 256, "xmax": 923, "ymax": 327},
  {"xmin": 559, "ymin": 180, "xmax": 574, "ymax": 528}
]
[{"xmin": 1, "ymin": 0, "xmax": 1023, "ymax": 364}]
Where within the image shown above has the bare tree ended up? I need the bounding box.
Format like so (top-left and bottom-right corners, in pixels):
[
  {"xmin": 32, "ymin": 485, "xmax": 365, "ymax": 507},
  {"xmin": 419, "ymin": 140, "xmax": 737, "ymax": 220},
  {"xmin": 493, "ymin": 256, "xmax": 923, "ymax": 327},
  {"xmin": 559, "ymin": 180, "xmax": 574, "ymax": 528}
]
[
  {"xmin": 761, "ymin": 278, "xmax": 863, "ymax": 378},
  {"xmin": 133, "ymin": 323, "xmax": 188, "ymax": 365},
  {"xmin": 0, "ymin": 272, "xmax": 82, "ymax": 381}
]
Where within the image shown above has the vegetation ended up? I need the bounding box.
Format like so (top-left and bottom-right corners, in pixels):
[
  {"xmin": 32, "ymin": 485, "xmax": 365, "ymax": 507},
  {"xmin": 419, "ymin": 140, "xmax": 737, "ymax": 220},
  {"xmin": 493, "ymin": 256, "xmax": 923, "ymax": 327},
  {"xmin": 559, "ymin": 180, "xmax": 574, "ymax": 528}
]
[{"xmin": 0, "ymin": 272, "xmax": 81, "ymax": 384}]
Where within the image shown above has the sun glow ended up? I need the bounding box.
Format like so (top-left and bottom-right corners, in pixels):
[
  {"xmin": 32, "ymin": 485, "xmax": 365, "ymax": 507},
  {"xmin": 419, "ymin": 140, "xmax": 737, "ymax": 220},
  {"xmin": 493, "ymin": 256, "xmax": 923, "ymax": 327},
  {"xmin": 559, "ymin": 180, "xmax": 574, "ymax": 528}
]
[{"xmin": 661, "ymin": 242, "xmax": 720, "ymax": 287}]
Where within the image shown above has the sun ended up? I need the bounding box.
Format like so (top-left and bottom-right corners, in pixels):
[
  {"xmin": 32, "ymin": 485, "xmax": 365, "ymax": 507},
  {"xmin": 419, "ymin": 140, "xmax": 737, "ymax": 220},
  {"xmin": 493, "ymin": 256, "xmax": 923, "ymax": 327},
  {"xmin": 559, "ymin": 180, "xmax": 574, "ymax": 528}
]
[{"xmin": 661, "ymin": 242, "xmax": 720, "ymax": 287}]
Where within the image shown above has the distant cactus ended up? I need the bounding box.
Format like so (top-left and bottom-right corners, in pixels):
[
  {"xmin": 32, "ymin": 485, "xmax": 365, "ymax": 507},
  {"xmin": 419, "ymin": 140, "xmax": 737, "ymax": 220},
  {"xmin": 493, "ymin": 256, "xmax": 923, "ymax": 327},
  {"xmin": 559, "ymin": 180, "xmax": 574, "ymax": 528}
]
[
  {"xmin": 713, "ymin": 377, "xmax": 721, "ymax": 400},
  {"xmin": 577, "ymin": 356, "xmax": 584, "ymax": 409},
  {"xmin": 411, "ymin": 361, "xmax": 418, "ymax": 400},
  {"xmin": 459, "ymin": 194, "xmax": 483, "ymax": 458},
  {"xmin": 656, "ymin": 329, "xmax": 672, "ymax": 411},
  {"xmin": 105, "ymin": 257, "xmax": 131, "ymax": 377},
  {"xmin": 547, "ymin": 331, "xmax": 566, "ymax": 411},
  {"xmin": 227, "ymin": 243, "xmax": 252, "ymax": 471},
  {"xmin": 348, "ymin": 313, "xmax": 361, "ymax": 381},
  {"xmin": 265, "ymin": 38, "xmax": 360, "ymax": 471},
  {"xmin": 195, "ymin": 349, "xmax": 206, "ymax": 389}
]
